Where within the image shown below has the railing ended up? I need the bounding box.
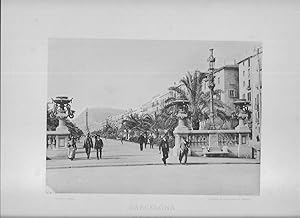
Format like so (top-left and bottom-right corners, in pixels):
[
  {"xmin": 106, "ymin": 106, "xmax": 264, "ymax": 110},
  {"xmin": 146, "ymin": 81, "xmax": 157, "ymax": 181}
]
[
  {"xmin": 173, "ymin": 116, "xmax": 251, "ymax": 157},
  {"xmin": 188, "ymin": 133, "xmax": 209, "ymax": 152},
  {"xmin": 218, "ymin": 133, "xmax": 238, "ymax": 147}
]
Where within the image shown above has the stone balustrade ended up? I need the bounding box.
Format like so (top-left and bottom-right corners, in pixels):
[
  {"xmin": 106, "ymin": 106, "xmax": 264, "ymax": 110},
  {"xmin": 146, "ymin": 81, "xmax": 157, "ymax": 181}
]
[{"xmin": 173, "ymin": 128, "xmax": 252, "ymax": 158}]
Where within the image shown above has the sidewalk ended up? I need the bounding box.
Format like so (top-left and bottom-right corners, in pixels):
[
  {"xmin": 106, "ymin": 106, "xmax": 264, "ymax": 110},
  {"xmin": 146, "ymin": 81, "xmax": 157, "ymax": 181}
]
[{"xmin": 46, "ymin": 139, "xmax": 260, "ymax": 169}]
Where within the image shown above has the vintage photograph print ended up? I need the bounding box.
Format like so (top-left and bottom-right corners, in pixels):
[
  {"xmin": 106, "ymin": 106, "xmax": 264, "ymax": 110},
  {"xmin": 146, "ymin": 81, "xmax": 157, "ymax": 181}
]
[{"xmin": 46, "ymin": 39, "xmax": 262, "ymax": 195}]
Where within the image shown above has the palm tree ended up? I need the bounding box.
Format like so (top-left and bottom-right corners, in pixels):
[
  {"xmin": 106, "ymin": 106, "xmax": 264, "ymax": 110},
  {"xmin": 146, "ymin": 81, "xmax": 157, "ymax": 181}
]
[
  {"xmin": 168, "ymin": 70, "xmax": 232, "ymax": 130},
  {"xmin": 167, "ymin": 71, "xmax": 206, "ymax": 129}
]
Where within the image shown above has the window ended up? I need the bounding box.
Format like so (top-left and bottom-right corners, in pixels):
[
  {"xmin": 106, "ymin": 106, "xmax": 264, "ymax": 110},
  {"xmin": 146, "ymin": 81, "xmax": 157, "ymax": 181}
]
[
  {"xmin": 243, "ymin": 71, "xmax": 245, "ymax": 76},
  {"xmin": 229, "ymin": 89, "xmax": 235, "ymax": 98},
  {"xmin": 247, "ymin": 92, "xmax": 251, "ymax": 101},
  {"xmin": 242, "ymin": 94, "xmax": 246, "ymax": 99},
  {"xmin": 248, "ymin": 80, "xmax": 251, "ymax": 90},
  {"xmin": 248, "ymin": 69, "xmax": 250, "ymax": 77},
  {"xmin": 218, "ymin": 77, "xmax": 220, "ymax": 84},
  {"xmin": 242, "ymin": 136, "xmax": 246, "ymax": 144},
  {"xmin": 248, "ymin": 58, "xmax": 250, "ymax": 67},
  {"xmin": 243, "ymin": 61, "xmax": 244, "ymax": 66},
  {"xmin": 243, "ymin": 81, "xmax": 245, "ymax": 87}
]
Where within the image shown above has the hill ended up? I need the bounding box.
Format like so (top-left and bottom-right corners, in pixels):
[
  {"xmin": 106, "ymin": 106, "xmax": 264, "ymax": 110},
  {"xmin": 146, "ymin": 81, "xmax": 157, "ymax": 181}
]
[{"xmin": 72, "ymin": 107, "xmax": 126, "ymax": 132}]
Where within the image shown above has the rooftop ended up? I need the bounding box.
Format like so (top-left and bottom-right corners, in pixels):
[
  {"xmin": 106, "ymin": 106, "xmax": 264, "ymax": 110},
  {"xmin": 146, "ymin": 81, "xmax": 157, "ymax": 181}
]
[{"xmin": 213, "ymin": 64, "xmax": 239, "ymax": 74}]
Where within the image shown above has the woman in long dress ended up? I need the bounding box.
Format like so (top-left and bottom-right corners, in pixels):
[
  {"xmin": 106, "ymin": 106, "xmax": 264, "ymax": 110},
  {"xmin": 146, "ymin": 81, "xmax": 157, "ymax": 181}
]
[{"xmin": 67, "ymin": 136, "xmax": 77, "ymax": 160}]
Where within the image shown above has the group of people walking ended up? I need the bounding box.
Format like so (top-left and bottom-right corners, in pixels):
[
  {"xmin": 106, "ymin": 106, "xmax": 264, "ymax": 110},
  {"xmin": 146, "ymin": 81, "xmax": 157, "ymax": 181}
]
[
  {"xmin": 83, "ymin": 133, "xmax": 104, "ymax": 160},
  {"xmin": 66, "ymin": 133, "xmax": 104, "ymax": 161},
  {"xmin": 158, "ymin": 135, "xmax": 190, "ymax": 165},
  {"xmin": 138, "ymin": 133, "xmax": 190, "ymax": 166},
  {"xmin": 138, "ymin": 133, "xmax": 154, "ymax": 151},
  {"xmin": 67, "ymin": 132, "xmax": 190, "ymax": 165}
]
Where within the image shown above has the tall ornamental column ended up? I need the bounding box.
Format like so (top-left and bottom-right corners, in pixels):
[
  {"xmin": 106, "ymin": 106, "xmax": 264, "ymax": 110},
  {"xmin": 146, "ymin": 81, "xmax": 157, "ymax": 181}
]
[{"xmin": 206, "ymin": 48, "xmax": 216, "ymax": 130}]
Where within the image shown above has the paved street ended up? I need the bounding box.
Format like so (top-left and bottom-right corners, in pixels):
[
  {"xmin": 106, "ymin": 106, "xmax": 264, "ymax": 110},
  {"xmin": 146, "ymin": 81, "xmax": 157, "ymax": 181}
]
[{"xmin": 46, "ymin": 139, "xmax": 260, "ymax": 195}]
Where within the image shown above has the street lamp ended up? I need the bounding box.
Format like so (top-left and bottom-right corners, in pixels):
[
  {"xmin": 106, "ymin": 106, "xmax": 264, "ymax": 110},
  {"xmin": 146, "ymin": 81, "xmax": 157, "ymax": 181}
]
[{"xmin": 206, "ymin": 48, "xmax": 216, "ymax": 130}]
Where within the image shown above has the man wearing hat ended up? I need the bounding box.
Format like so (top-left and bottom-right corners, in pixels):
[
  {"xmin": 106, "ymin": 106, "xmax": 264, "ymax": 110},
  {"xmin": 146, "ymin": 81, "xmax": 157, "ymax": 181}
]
[
  {"xmin": 179, "ymin": 136, "xmax": 190, "ymax": 164},
  {"xmin": 138, "ymin": 133, "xmax": 145, "ymax": 151},
  {"xmin": 159, "ymin": 135, "xmax": 169, "ymax": 165},
  {"xmin": 94, "ymin": 135, "xmax": 104, "ymax": 159},
  {"xmin": 83, "ymin": 132, "xmax": 93, "ymax": 159}
]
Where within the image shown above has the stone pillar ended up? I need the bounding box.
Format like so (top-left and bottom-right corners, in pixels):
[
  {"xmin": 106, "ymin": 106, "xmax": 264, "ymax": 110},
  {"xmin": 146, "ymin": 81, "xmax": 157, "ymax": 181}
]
[
  {"xmin": 235, "ymin": 115, "xmax": 251, "ymax": 158},
  {"xmin": 173, "ymin": 112, "xmax": 190, "ymax": 156},
  {"xmin": 54, "ymin": 110, "xmax": 70, "ymax": 149}
]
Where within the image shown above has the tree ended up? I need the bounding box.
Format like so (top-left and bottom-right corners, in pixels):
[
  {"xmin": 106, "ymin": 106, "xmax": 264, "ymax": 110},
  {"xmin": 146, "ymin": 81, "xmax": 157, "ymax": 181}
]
[{"xmin": 168, "ymin": 70, "xmax": 232, "ymax": 130}]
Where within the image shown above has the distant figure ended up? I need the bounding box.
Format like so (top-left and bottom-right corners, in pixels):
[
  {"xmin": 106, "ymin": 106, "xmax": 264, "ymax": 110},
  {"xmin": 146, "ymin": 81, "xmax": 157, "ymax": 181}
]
[
  {"xmin": 67, "ymin": 135, "xmax": 77, "ymax": 161},
  {"xmin": 94, "ymin": 135, "xmax": 104, "ymax": 160},
  {"xmin": 160, "ymin": 135, "xmax": 169, "ymax": 165},
  {"xmin": 138, "ymin": 134, "xmax": 145, "ymax": 151},
  {"xmin": 144, "ymin": 132, "xmax": 148, "ymax": 149},
  {"xmin": 179, "ymin": 137, "xmax": 190, "ymax": 164},
  {"xmin": 120, "ymin": 136, "xmax": 124, "ymax": 144},
  {"xmin": 149, "ymin": 134, "xmax": 154, "ymax": 149},
  {"xmin": 47, "ymin": 136, "xmax": 53, "ymax": 149},
  {"xmin": 83, "ymin": 133, "xmax": 93, "ymax": 159}
]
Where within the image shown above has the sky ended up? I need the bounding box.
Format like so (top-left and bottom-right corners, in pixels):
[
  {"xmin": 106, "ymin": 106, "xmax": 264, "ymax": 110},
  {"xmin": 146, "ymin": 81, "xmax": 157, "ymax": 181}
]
[{"xmin": 47, "ymin": 39, "xmax": 261, "ymax": 117}]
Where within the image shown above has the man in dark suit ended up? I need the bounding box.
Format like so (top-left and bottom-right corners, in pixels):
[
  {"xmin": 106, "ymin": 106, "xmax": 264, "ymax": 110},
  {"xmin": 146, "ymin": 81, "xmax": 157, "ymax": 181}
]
[
  {"xmin": 94, "ymin": 135, "xmax": 104, "ymax": 159},
  {"xmin": 138, "ymin": 134, "xmax": 145, "ymax": 151},
  {"xmin": 83, "ymin": 132, "xmax": 93, "ymax": 159},
  {"xmin": 160, "ymin": 135, "xmax": 169, "ymax": 165},
  {"xmin": 179, "ymin": 136, "xmax": 190, "ymax": 164},
  {"xmin": 144, "ymin": 132, "xmax": 148, "ymax": 149}
]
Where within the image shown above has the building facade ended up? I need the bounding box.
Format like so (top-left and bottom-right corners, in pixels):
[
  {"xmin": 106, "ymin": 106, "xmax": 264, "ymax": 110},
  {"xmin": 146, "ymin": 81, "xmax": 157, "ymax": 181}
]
[
  {"xmin": 202, "ymin": 65, "xmax": 240, "ymax": 110},
  {"xmin": 140, "ymin": 91, "xmax": 173, "ymax": 116},
  {"xmin": 237, "ymin": 47, "xmax": 262, "ymax": 145}
]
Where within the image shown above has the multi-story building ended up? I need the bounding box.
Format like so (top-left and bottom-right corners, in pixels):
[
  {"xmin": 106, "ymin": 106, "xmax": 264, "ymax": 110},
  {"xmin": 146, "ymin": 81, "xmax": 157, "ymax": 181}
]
[
  {"xmin": 237, "ymin": 47, "xmax": 262, "ymax": 145},
  {"xmin": 202, "ymin": 65, "xmax": 240, "ymax": 110},
  {"xmin": 140, "ymin": 91, "xmax": 173, "ymax": 116}
]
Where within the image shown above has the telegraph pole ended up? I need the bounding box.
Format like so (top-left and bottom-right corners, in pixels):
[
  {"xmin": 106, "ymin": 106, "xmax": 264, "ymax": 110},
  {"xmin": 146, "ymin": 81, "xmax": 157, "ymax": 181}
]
[{"xmin": 86, "ymin": 108, "xmax": 89, "ymax": 133}]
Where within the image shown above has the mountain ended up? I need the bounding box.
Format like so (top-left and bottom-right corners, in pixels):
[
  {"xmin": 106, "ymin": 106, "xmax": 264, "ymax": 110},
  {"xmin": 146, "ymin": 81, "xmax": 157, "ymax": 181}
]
[{"xmin": 72, "ymin": 107, "xmax": 126, "ymax": 132}]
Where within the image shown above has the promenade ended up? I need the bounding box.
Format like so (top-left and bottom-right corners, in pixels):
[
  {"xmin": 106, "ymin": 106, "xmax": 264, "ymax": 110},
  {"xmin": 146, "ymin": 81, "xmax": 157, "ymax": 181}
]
[
  {"xmin": 46, "ymin": 139, "xmax": 259, "ymax": 169},
  {"xmin": 46, "ymin": 139, "xmax": 260, "ymax": 195}
]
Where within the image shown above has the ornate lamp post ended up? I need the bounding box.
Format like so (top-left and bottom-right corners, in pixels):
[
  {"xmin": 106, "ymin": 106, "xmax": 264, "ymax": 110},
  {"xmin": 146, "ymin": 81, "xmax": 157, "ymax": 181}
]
[
  {"xmin": 206, "ymin": 48, "xmax": 216, "ymax": 130},
  {"xmin": 49, "ymin": 96, "xmax": 75, "ymax": 148}
]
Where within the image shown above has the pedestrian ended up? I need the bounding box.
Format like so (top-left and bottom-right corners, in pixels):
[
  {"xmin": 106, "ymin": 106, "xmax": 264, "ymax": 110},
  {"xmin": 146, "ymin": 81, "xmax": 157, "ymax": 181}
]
[
  {"xmin": 144, "ymin": 132, "xmax": 148, "ymax": 149},
  {"xmin": 138, "ymin": 134, "xmax": 145, "ymax": 151},
  {"xmin": 179, "ymin": 136, "xmax": 190, "ymax": 164},
  {"xmin": 67, "ymin": 135, "xmax": 77, "ymax": 161},
  {"xmin": 120, "ymin": 136, "xmax": 124, "ymax": 144},
  {"xmin": 94, "ymin": 135, "xmax": 104, "ymax": 160},
  {"xmin": 83, "ymin": 132, "xmax": 93, "ymax": 159},
  {"xmin": 149, "ymin": 134, "xmax": 154, "ymax": 149},
  {"xmin": 160, "ymin": 135, "xmax": 169, "ymax": 165},
  {"xmin": 47, "ymin": 136, "xmax": 52, "ymax": 149}
]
